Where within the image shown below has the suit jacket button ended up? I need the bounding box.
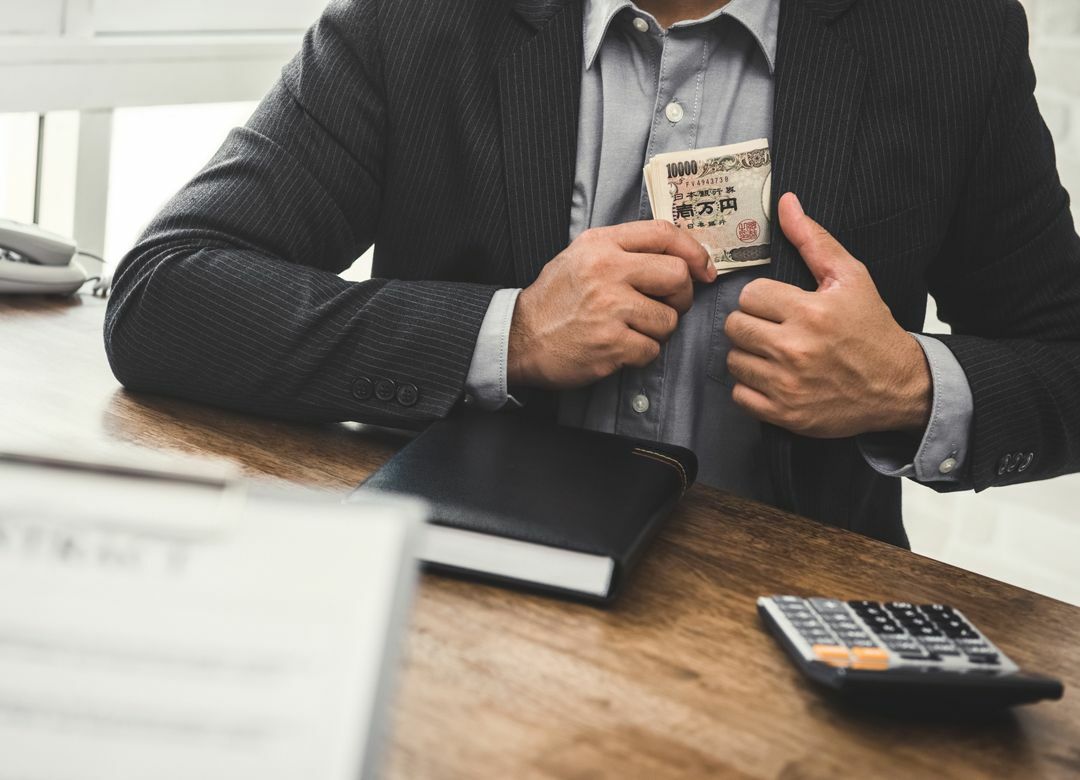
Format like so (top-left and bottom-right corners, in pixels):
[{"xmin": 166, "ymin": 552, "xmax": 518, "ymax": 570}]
[
  {"xmin": 351, "ymin": 377, "xmax": 373, "ymax": 401},
  {"xmin": 996, "ymin": 455, "xmax": 1010, "ymax": 476},
  {"xmin": 1017, "ymin": 452, "xmax": 1034, "ymax": 472},
  {"xmin": 396, "ymin": 383, "xmax": 420, "ymax": 407},
  {"xmin": 374, "ymin": 378, "xmax": 397, "ymax": 402}
]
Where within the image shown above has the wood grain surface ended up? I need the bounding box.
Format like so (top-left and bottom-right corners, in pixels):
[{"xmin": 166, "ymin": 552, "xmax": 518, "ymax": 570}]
[{"xmin": 3, "ymin": 296, "xmax": 1078, "ymax": 779}]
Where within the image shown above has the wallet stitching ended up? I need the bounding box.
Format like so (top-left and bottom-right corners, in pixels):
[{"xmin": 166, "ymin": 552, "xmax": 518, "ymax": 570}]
[{"xmin": 632, "ymin": 448, "xmax": 688, "ymax": 494}]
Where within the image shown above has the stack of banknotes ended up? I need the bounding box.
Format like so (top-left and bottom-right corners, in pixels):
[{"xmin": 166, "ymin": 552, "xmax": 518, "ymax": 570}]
[{"xmin": 643, "ymin": 138, "xmax": 773, "ymax": 275}]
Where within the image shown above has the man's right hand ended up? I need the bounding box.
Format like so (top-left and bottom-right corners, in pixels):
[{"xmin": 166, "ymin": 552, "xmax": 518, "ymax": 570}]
[{"xmin": 507, "ymin": 220, "xmax": 716, "ymax": 389}]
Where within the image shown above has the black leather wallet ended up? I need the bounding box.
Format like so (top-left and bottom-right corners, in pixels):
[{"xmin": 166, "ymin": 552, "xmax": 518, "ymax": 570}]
[{"xmin": 351, "ymin": 412, "xmax": 698, "ymax": 605}]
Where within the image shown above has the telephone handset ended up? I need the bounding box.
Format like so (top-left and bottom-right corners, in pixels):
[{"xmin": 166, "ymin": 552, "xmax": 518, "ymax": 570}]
[{"xmin": 0, "ymin": 218, "xmax": 107, "ymax": 296}]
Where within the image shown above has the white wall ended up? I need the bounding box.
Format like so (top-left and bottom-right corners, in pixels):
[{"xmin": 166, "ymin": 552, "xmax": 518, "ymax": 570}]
[{"xmin": 903, "ymin": 0, "xmax": 1080, "ymax": 607}]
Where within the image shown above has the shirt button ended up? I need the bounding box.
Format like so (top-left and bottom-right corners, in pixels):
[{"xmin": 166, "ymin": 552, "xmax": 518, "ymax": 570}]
[
  {"xmin": 351, "ymin": 377, "xmax": 373, "ymax": 401},
  {"xmin": 632, "ymin": 17, "xmax": 649, "ymax": 32},
  {"xmin": 396, "ymin": 383, "xmax": 420, "ymax": 408},
  {"xmin": 938, "ymin": 457, "xmax": 958, "ymax": 475},
  {"xmin": 665, "ymin": 101, "xmax": 684, "ymax": 123},
  {"xmin": 374, "ymin": 378, "xmax": 397, "ymax": 402},
  {"xmin": 632, "ymin": 394, "xmax": 650, "ymax": 414}
]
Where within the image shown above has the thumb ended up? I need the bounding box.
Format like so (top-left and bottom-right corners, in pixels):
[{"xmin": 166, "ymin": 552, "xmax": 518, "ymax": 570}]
[{"xmin": 778, "ymin": 192, "xmax": 858, "ymax": 289}]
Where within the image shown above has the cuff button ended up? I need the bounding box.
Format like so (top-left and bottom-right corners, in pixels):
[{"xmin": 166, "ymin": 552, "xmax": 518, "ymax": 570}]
[
  {"xmin": 396, "ymin": 383, "xmax": 420, "ymax": 407},
  {"xmin": 351, "ymin": 377, "xmax": 374, "ymax": 401},
  {"xmin": 374, "ymin": 378, "xmax": 397, "ymax": 402},
  {"xmin": 938, "ymin": 457, "xmax": 958, "ymax": 475}
]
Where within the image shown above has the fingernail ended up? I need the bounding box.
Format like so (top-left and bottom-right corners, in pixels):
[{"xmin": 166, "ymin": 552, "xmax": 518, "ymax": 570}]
[
  {"xmin": 789, "ymin": 193, "xmax": 805, "ymax": 217},
  {"xmin": 708, "ymin": 262, "xmax": 718, "ymax": 281}
]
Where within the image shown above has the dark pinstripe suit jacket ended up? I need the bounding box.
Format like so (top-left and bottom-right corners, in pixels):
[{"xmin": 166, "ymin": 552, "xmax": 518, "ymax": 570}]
[{"xmin": 105, "ymin": 0, "xmax": 1080, "ymax": 547}]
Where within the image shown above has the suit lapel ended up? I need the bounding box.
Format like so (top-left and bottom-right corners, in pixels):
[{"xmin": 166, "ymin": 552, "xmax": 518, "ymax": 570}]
[
  {"xmin": 766, "ymin": 0, "xmax": 864, "ymax": 513},
  {"xmin": 499, "ymin": 0, "xmax": 583, "ymax": 287},
  {"xmin": 769, "ymin": 0, "xmax": 866, "ymax": 292}
]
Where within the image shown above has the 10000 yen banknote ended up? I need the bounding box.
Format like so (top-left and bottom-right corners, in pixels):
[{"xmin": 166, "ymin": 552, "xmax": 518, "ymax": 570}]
[{"xmin": 643, "ymin": 138, "xmax": 772, "ymax": 275}]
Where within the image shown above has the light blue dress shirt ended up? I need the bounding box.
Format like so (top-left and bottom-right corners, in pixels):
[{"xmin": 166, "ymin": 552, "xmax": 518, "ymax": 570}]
[{"xmin": 465, "ymin": 0, "xmax": 974, "ymax": 496}]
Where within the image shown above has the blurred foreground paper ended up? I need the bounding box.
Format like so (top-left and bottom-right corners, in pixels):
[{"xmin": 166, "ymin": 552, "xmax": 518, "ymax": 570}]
[{"xmin": 0, "ymin": 452, "xmax": 424, "ymax": 780}]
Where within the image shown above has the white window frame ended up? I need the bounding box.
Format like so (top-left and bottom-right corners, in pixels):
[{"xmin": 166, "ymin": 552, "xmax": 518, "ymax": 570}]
[{"xmin": 0, "ymin": 0, "xmax": 322, "ymax": 255}]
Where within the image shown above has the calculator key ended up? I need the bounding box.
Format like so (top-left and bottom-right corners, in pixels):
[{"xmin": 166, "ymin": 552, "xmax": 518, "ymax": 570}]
[
  {"xmin": 868, "ymin": 617, "xmax": 902, "ymax": 630},
  {"xmin": 848, "ymin": 638, "xmax": 880, "ymax": 648},
  {"xmin": 889, "ymin": 608, "xmax": 921, "ymax": 622},
  {"xmin": 922, "ymin": 641, "xmax": 962, "ymax": 656},
  {"xmin": 886, "ymin": 601, "xmax": 914, "ymax": 611},
  {"xmin": 924, "ymin": 608, "xmax": 959, "ymax": 624},
  {"xmin": 944, "ymin": 627, "xmax": 977, "ymax": 640},
  {"xmin": 827, "ymin": 620, "xmax": 862, "ymax": 633},
  {"xmin": 965, "ymin": 653, "xmax": 1001, "ymax": 665},
  {"xmin": 921, "ymin": 603, "xmax": 955, "ymax": 616},
  {"xmin": 899, "ymin": 651, "xmax": 938, "ymax": 661},
  {"xmin": 810, "ymin": 598, "xmax": 848, "ymax": 613},
  {"xmin": 820, "ymin": 612, "xmax": 853, "ymax": 623},
  {"xmin": 851, "ymin": 647, "xmax": 890, "ymax": 670},
  {"xmin": 775, "ymin": 596, "xmax": 803, "ymax": 603},
  {"xmin": 813, "ymin": 645, "xmax": 851, "ymax": 667},
  {"xmin": 910, "ymin": 625, "xmax": 943, "ymax": 638}
]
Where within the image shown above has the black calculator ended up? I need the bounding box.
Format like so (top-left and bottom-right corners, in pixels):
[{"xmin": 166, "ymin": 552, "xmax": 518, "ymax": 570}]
[{"xmin": 758, "ymin": 596, "xmax": 1065, "ymax": 708}]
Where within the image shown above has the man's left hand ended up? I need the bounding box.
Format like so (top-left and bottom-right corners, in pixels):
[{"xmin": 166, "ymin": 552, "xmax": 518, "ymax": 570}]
[{"xmin": 724, "ymin": 192, "xmax": 932, "ymax": 439}]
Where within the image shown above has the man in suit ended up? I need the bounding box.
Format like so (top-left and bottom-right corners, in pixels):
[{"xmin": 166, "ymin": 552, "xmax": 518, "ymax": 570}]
[{"xmin": 105, "ymin": 0, "xmax": 1080, "ymax": 547}]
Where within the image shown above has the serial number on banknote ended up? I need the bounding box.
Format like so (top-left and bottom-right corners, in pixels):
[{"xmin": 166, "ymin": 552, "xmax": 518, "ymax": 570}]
[{"xmin": 643, "ymin": 138, "xmax": 773, "ymax": 275}]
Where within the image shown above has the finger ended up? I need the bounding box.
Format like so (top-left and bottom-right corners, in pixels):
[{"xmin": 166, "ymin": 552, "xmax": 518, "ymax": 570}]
[
  {"xmin": 624, "ymin": 295, "xmax": 679, "ymax": 342},
  {"xmin": 723, "ymin": 310, "xmax": 784, "ymax": 359},
  {"xmin": 777, "ymin": 192, "xmax": 859, "ymax": 288},
  {"xmin": 619, "ymin": 329, "xmax": 662, "ymax": 369},
  {"xmin": 737, "ymin": 277, "xmax": 809, "ymax": 323},
  {"xmin": 620, "ymin": 253, "xmax": 693, "ymax": 313},
  {"xmin": 731, "ymin": 381, "xmax": 782, "ymax": 424},
  {"xmin": 604, "ymin": 220, "xmax": 715, "ymax": 283},
  {"xmin": 726, "ymin": 348, "xmax": 783, "ymax": 394}
]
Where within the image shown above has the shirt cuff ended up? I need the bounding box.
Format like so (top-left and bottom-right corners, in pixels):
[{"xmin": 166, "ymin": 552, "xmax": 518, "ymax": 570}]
[
  {"xmin": 858, "ymin": 333, "xmax": 974, "ymax": 483},
  {"xmin": 463, "ymin": 287, "xmax": 522, "ymax": 411}
]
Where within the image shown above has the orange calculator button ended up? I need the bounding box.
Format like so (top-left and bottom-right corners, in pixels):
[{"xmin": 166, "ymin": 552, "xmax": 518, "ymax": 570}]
[
  {"xmin": 813, "ymin": 644, "xmax": 852, "ymax": 667},
  {"xmin": 851, "ymin": 647, "xmax": 890, "ymax": 670}
]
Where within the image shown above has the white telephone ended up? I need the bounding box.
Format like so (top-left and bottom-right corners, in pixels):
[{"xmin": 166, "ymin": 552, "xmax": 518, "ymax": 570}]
[{"xmin": 0, "ymin": 218, "xmax": 107, "ymax": 296}]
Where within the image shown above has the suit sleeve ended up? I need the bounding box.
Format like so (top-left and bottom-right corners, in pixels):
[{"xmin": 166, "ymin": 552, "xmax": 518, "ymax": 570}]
[
  {"xmin": 926, "ymin": 0, "xmax": 1080, "ymax": 491},
  {"xmin": 104, "ymin": 0, "xmax": 498, "ymax": 427}
]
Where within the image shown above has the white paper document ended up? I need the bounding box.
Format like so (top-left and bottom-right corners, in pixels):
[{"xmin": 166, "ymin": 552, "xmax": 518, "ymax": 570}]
[{"xmin": 0, "ymin": 454, "xmax": 424, "ymax": 780}]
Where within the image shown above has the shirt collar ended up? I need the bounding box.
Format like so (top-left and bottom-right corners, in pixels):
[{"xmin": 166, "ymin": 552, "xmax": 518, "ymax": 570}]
[{"xmin": 583, "ymin": 0, "xmax": 780, "ymax": 73}]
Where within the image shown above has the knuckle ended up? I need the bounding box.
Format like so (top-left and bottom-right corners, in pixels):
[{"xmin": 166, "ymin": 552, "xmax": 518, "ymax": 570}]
[
  {"xmin": 723, "ymin": 311, "xmax": 743, "ymax": 338},
  {"xmin": 738, "ymin": 278, "xmax": 765, "ymax": 308},
  {"xmin": 597, "ymin": 320, "xmax": 623, "ymax": 345},
  {"xmin": 579, "ymin": 227, "xmax": 602, "ymax": 245},
  {"xmin": 660, "ymin": 305, "xmax": 679, "ymax": 334},
  {"xmin": 664, "ymin": 254, "xmax": 689, "ymax": 280},
  {"xmin": 784, "ymin": 340, "xmax": 813, "ymax": 369},
  {"xmin": 726, "ymin": 350, "xmax": 741, "ymax": 376},
  {"xmin": 652, "ymin": 218, "xmax": 676, "ymax": 236}
]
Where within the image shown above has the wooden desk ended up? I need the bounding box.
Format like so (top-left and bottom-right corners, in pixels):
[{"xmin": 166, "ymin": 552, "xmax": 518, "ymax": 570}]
[{"xmin": 4, "ymin": 296, "xmax": 1079, "ymax": 779}]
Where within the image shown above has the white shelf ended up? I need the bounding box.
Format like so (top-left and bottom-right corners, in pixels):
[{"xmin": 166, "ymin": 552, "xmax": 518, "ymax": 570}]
[{"xmin": 0, "ymin": 34, "xmax": 304, "ymax": 112}]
